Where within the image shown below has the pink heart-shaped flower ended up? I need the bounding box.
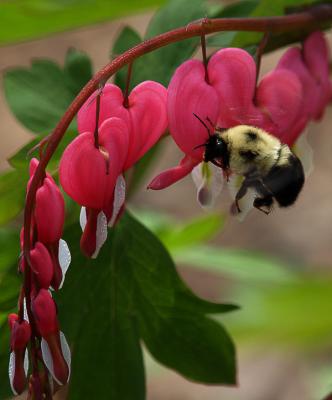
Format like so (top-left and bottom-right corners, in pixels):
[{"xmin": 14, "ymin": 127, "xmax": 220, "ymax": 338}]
[{"xmin": 77, "ymin": 81, "xmax": 167, "ymax": 169}]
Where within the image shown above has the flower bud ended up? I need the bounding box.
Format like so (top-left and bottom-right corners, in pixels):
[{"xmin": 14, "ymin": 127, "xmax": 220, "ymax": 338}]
[
  {"xmin": 8, "ymin": 315, "xmax": 31, "ymax": 395},
  {"xmin": 30, "ymin": 242, "xmax": 53, "ymax": 289}
]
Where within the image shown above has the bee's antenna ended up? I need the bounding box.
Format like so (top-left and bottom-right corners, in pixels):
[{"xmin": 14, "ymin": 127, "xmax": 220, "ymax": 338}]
[
  {"xmin": 193, "ymin": 113, "xmax": 211, "ymax": 138},
  {"xmin": 193, "ymin": 143, "xmax": 207, "ymax": 150}
]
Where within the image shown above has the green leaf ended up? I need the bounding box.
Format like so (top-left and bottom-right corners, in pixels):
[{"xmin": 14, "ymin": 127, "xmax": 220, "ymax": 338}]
[
  {"xmin": 0, "ymin": 0, "xmax": 167, "ymax": 46},
  {"xmin": 0, "ymin": 228, "xmax": 20, "ymax": 272},
  {"xmin": 232, "ymin": 0, "xmax": 329, "ymax": 49},
  {"xmin": 159, "ymin": 213, "xmax": 225, "ymax": 251},
  {"xmin": 64, "ymin": 48, "xmax": 93, "ymax": 96},
  {"xmin": 8, "ymin": 130, "xmax": 77, "ymax": 172},
  {"xmin": 113, "ymin": 26, "xmax": 142, "ymax": 91},
  {"xmin": 57, "ymin": 212, "xmax": 236, "ymax": 398},
  {"xmin": 0, "ymin": 169, "xmax": 28, "ymax": 225},
  {"xmin": 3, "ymin": 49, "xmax": 92, "ymax": 134},
  {"xmin": 174, "ymin": 245, "xmax": 297, "ymax": 283},
  {"xmin": 207, "ymin": 0, "xmax": 259, "ymax": 48},
  {"xmin": 130, "ymin": 0, "xmax": 206, "ymax": 87},
  {"xmin": 0, "ymin": 321, "xmax": 12, "ymax": 399}
]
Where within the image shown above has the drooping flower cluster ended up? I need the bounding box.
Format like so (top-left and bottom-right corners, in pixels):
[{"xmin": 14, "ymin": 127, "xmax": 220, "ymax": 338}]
[
  {"xmin": 59, "ymin": 81, "xmax": 167, "ymax": 257},
  {"xmin": 9, "ymin": 159, "xmax": 71, "ymax": 396},
  {"xmin": 14, "ymin": 29, "xmax": 331, "ymax": 396},
  {"xmin": 148, "ymin": 32, "xmax": 332, "ymax": 214}
]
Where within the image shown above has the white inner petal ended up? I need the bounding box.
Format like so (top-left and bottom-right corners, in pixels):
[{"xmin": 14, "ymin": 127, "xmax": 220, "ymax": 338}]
[
  {"xmin": 92, "ymin": 211, "xmax": 108, "ymax": 259},
  {"xmin": 24, "ymin": 349, "xmax": 29, "ymax": 377},
  {"xmin": 191, "ymin": 162, "xmax": 223, "ymax": 209},
  {"xmin": 292, "ymin": 128, "xmax": 314, "ymax": 178},
  {"xmin": 79, "ymin": 207, "xmax": 87, "ymax": 231},
  {"xmin": 41, "ymin": 338, "xmax": 61, "ymax": 386},
  {"xmin": 58, "ymin": 239, "xmax": 71, "ymax": 289},
  {"xmin": 23, "ymin": 298, "xmax": 29, "ymax": 323},
  {"xmin": 108, "ymin": 175, "xmax": 126, "ymax": 227},
  {"xmin": 60, "ymin": 331, "xmax": 71, "ymax": 383},
  {"xmin": 9, "ymin": 351, "xmax": 17, "ymax": 395}
]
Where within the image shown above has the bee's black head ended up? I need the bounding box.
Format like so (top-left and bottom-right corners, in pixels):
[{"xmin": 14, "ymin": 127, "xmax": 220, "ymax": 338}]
[
  {"xmin": 203, "ymin": 134, "xmax": 229, "ymax": 167},
  {"xmin": 192, "ymin": 113, "xmax": 229, "ymax": 169}
]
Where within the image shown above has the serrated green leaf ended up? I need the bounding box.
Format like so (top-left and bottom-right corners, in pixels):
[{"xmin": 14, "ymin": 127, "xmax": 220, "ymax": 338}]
[
  {"xmin": 64, "ymin": 48, "xmax": 93, "ymax": 96},
  {"xmin": 56, "ymin": 212, "xmax": 236, "ymax": 398},
  {"xmin": 4, "ymin": 60, "xmax": 74, "ymax": 134},
  {"xmin": 113, "ymin": 26, "xmax": 142, "ymax": 91},
  {"xmin": 130, "ymin": 0, "xmax": 206, "ymax": 86},
  {"xmin": 3, "ymin": 50, "xmax": 92, "ymax": 135},
  {"xmin": 8, "ymin": 130, "xmax": 77, "ymax": 172}
]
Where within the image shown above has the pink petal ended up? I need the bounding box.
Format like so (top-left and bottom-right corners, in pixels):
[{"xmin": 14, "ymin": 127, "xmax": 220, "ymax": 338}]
[
  {"xmin": 209, "ymin": 48, "xmax": 265, "ymax": 127},
  {"xmin": 60, "ymin": 118, "xmax": 128, "ymax": 209},
  {"xmin": 148, "ymin": 154, "xmax": 200, "ymax": 190},
  {"xmin": 167, "ymin": 60, "xmax": 220, "ymax": 158},
  {"xmin": 32, "ymin": 289, "xmax": 58, "ymax": 337},
  {"xmin": 78, "ymin": 82, "xmax": 167, "ymax": 170},
  {"xmin": 30, "ymin": 242, "xmax": 53, "ymax": 289},
  {"xmin": 35, "ymin": 178, "xmax": 65, "ymax": 244},
  {"xmin": 303, "ymin": 31, "xmax": 332, "ymax": 119},
  {"xmin": 277, "ymin": 47, "xmax": 319, "ymax": 119},
  {"xmin": 124, "ymin": 81, "xmax": 168, "ymax": 169},
  {"xmin": 256, "ymin": 69, "xmax": 303, "ymax": 142},
  {"xmin": 77, "ymin": 84, "xmax": 128, "ymax": 134}
]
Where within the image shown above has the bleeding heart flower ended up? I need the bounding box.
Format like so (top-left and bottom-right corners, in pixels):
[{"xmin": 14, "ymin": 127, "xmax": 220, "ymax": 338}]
[
  {"xmin": 78, "ymin": 81, "xmax": 168, "ymax": 169},
  {"xmin": 61, "ymin": 80, "xmax": 167, "ymax": 258},
  {"xmin": 32, "ymin": 289, "xmax": 71, "ymax": 386},
  {"xmin": 149, "ymin": 47, "xmax": 303, "ymax": 193},
  {"xmin": 8, "ymin": 314, "xmax": 31, "ymax": 395},
  {"xmin": 60, "ymin": 117, "xmax": 129, "ymax": 258}
]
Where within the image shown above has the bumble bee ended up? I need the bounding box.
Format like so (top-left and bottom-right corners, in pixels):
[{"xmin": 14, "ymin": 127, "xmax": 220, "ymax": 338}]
[{"xmin": 193, "ymin": 114, "xmax": 305, "ymax": 215}]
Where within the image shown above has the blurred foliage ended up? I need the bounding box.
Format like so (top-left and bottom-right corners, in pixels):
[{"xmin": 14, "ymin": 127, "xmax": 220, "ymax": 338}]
[
  {"xmin": 0, "ymin": 0, "xmax": 332, "ymax": 399},
  {"xmin": 0, "ymin": 0, "xmax": 167, "ymax": 46}
]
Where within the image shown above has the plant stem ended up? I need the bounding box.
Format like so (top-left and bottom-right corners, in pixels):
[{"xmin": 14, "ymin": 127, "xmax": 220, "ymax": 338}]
[{"xmin": 23, "ymin": 4, "xmax": 332, "ymax": 260}]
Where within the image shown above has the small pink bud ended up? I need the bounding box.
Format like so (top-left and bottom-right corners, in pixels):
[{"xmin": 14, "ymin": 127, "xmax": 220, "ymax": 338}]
[
  {"xmin": 35, "ymin": 178, "xmax": 65, "ymax": 244},
  {"xmin": 30, "ymin": 242, "xmax": 53, "ymax": 289},
  {"xmin": 32, "ymin": 289, "xmax": 58, "ymax": 336},
  {"xmin": 8, "ymin": 316, "xmax": 31, "ymax": 395}
]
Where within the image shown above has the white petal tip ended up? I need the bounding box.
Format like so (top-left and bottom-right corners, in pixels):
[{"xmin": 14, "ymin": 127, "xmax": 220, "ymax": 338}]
[
  {"xmin": 108, "ymin": 175, "xmax": 126, "ymax": 227},
  {"xmin": 92, "ymin": 211, "xmax": 108, "ymax": 259},
  {"xmin": 58, "ymin": 239, "xmax": 71, "ymax": 289}
]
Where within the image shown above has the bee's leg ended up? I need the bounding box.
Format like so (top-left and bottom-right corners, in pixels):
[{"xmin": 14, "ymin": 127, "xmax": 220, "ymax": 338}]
[
  {"xmin": 233, "ymin": 178, "xmax": 252, "ymax": 213},
  {"xmin": 253, "ymin": 196, "xmax": 273, "ymax": 215}
]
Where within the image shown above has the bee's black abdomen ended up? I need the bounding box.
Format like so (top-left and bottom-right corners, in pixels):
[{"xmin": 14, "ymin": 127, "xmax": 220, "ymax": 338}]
[{"xmin": 263, "ymin": 154, "xmax": 305, "ymax": 207}]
